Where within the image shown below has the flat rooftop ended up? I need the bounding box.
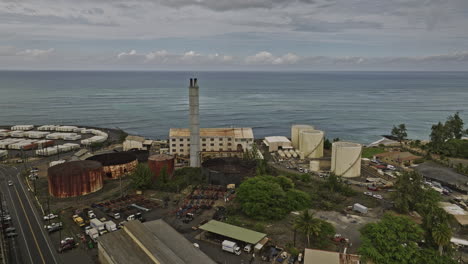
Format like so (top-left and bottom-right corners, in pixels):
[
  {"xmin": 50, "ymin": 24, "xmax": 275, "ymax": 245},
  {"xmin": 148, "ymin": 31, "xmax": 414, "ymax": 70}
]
[
  {"xmin": 264, "ymin": 136, "xmax": 291, "ymax": 143},
  {"xmin": 170, "ymin": 128, "xmax": 253, "ymax": 139},
  {"xmin": 98, "ymin": 220, "xmax": 215, "ymax": 264},
  {"xmin": 199, "ymin": 220, "xmax": 266, "ymax": 244}
]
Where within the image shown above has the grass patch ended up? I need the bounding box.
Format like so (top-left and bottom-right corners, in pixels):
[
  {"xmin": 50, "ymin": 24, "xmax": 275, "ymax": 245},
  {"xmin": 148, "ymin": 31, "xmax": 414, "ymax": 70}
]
[{"xmin": 362, "ymin": 147, "xmax": 386, "ymax": 159}]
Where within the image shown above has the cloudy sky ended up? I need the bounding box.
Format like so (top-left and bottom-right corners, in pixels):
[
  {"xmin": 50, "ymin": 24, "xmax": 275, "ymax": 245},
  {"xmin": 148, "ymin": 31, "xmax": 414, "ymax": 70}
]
[{"xmin": 1, "ymin": 0, "xmax": 468, "ymax": 70}]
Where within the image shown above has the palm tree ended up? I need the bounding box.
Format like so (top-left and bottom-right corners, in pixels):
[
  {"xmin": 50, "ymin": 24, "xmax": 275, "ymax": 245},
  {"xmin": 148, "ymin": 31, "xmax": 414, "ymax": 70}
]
[
  {"xmin": 432, "ymin": 223, "xmax": 452, "ymax": 255},
  {"xmin": 294, "ymin": 210, "xmax": 322, "ymax": 247}
]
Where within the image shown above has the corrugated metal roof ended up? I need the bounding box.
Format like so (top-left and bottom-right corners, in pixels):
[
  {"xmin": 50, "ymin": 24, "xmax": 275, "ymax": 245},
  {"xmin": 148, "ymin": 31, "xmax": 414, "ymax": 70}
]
[
  {"xmin": 126, "ymin": 135, "xmax": 146, "ymax": 142},
  {"xmin": 199, "ymin": 220, "xmax": 266, "ymax": 244},
  {"xmin": 304, "ymin": 249, "xmax": 340, "ymax": 264},
  {"xmin": 170, "ymin": 128, "xmax": 253, "ymax": 139},
  {"xmin": 98, "ymin": 220, "xmax": 215, "ymax": 264}
]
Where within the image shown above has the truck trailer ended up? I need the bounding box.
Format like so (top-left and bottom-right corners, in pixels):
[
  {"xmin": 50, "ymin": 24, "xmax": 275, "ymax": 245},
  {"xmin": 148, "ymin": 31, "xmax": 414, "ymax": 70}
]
[
  {"xmin": 90, "ymin": 218, "xmax": 106, "ymax": 235},
  {"xmin": 353, "ymin": 203, "xmax": 368, "ymax": 214},
  {"xmin": 104, "ymin": 220, "xmax": 117, "ymax": 232},
  {"xmin": 222, "ymin": 240, "xmax": 241, "ymax": 255}
]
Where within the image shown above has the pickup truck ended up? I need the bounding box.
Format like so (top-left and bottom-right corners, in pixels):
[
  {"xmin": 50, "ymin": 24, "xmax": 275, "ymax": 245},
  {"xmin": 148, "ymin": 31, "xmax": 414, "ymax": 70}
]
[
  {"xmin": 45, "ymin": 222, "xmax": 62, "ymax": 233},
  {"xmin": 73, "ymin": 215, "xmax": 85, "ymax": 227}
]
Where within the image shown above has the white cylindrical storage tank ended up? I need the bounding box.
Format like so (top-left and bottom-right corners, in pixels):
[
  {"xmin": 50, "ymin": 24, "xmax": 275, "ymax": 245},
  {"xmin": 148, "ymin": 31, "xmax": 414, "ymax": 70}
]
[
  {"xmin": 331, "ymin": 142, "xmax": 362, "ymax": 178},
  {"xmin": 299, "ymin": 130, "xmax": 324, "ymax": 159},
  {"xmin": 309, "ymin": 160, "xmax": 320, "ymax": 172},
  {"xmin": 291, "ymin": 125, "xmax": 314, "ymax": 149}
]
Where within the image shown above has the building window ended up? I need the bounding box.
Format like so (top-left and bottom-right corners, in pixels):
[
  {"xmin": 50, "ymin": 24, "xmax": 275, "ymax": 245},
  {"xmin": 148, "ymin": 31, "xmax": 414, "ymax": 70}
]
[
  {"xmin": 210, "ymin": 143, "xmax": 214, "ymax": 146},
  {"xmin": 172, "ymin": 144, "xmax": 176, "ymax": 147},
  {"xmin": 187, "ymin": 138, "xmax": 190, "ymax": 141},
  {"xmin": 179, "ymin": 144, "xmax": 183, "ymax": 147},
  {"xmin": 180, "ymin": 149, "xmax": 184, "ymax": 152},
  {"xmin": 202, "ymin": 149, "xmax": 206, "ymax": 151},
  {"xmin": 219, "ymin": 143, "xmax": 223, "ymax": 146},
  {"xmin": 241, "ymin": 139, "xmax": 246, "ymax": 142},
  {"xmin": 228, "ymin": 138, "xmax": 232, "ymax": 141},
  {"xmin": 179, "ymin": 138, "xmax": 183, "ymax": 141},
  {"xmin": 202, "ymin": 138, "xmax": 206, "ymax": 142},
  {"xmin": 188, "ymin": 144, "xmax": 190, "ymax": 147},
  {"xmin": 171, "ymin": 138, "xmax": 176, "ymax": 142},
  {"xmin": 202, "ymin": 144, "xmax": 206, "ymax": 146},
  {"xmin": 228, "ymin": 143, "xmax": 232, "ymax": 146},
  {"xmin": 210, "ymin": 138, "xmax": 214, "ymax": 141}
]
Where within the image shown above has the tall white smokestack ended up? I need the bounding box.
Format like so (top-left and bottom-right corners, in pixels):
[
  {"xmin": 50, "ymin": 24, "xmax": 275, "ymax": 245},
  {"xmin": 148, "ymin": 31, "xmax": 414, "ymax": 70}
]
[{"xmin": 189, "ymin": 78, "xmax": 200, "ymax": 167}]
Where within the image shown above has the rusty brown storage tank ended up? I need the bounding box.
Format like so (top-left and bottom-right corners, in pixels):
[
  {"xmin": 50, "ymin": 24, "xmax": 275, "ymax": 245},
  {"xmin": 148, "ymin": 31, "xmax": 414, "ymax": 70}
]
[
  {"xmin": 148, "ymin": 154, "xmax": 175, "ymax": 179},
  {"xmin": 86, "ymin": 152, "xmax": 138, "ymax": 179},
  {"xmin": 48, "ymin": 160, "xmax": 104, "ymax": 198}
]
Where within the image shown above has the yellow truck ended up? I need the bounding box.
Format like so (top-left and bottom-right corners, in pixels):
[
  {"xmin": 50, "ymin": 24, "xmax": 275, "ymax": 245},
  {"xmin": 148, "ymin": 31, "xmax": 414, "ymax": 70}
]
[{"xmin": 73, "ymin": 215, "xmax": 85, "ymax": 227}]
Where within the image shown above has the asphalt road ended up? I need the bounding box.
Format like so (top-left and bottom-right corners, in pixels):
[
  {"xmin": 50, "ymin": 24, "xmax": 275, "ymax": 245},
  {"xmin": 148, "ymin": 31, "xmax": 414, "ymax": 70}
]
[{"xmin": 0, "ymin": 165, "xmax": 59, "ymax": 264}]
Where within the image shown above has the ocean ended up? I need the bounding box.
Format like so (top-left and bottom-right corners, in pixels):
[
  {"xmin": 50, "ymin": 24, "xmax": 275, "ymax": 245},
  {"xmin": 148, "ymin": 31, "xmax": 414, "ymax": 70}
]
[{"xmin": 0, "ymin": 71, "xmax": 467, "ymax": 144}]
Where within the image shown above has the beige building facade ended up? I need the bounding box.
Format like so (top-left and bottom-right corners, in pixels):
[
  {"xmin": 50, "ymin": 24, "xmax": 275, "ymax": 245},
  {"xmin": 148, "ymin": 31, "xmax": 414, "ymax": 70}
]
[{"xmin": 169, "ymin": 128, "xmax": 254, "ymax": 156}]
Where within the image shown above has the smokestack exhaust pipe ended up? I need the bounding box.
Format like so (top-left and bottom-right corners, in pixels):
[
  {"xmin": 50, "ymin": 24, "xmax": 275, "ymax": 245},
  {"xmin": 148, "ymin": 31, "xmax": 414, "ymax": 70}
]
[{"xmin": 189, "ymin": 78, "xmax": 200, "ymax": 167}]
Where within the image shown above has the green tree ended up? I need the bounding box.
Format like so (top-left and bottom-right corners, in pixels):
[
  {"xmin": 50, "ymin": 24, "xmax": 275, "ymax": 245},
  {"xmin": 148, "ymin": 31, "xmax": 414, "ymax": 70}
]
[
  {"xmin": 391, "ymin": 123, "xmax": 408, "ymax": 145},
  {"xmin": 237, "ymin": 176, "xmax": 310, "ymax": 220},
  {"xmin": 324, "ymin": 138, "xmax": 332, "ymax": 150},
  {"xmin": 430, "ymin": 122, "xmax": 448, "ymax": 152},
  {"xmin": 359, "ymin": 214, "xmax": 424, "ymax": 264},
  {"xmin": 445, "ymin": 112, "xmax": 464, "ymax": 139},
  {"xmin": 432, "ymin": 223, "xmax": 452, "ymax": 256},
  {"xmin": 130, "ymin": 163, "xmax": 153, "ymax": 190},
  {"xmin": 418, "ymin": 249, "xmax": 456, "ymax": 264},
  {"xmin": 392, "ymin": 171, "xmax": 425, "ymax": 213},
  {"xmin": 293, "ymin": 210, "xmax": 334, "ymax": 248}
]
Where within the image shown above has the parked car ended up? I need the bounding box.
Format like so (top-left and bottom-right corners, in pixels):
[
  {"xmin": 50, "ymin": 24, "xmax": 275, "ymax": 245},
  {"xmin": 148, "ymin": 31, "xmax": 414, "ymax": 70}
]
[
  {"xmin": 44, "ymin": 213, "xmax": 58, "ymax": 220},
  {"xmin": 45, "ymin": 222, "xmax": 62, "ymax": 233},
  {"xmin": 6, "ymin": 232, "xmax": 18, "ymax": 238},
  {"xmin": 7, "ymin": 180, "xmax": 13, "ymax": 186},
  {"xmin": 372, "ymin": 194, "xmax": 383, "ymax": 200},
  {"xmin": 364, "ymin": 192, "xmax": 373, "ymax": 196},
  {"xmin": 367, "ymin": 186, "xmax": 379, "ymax": 191}
]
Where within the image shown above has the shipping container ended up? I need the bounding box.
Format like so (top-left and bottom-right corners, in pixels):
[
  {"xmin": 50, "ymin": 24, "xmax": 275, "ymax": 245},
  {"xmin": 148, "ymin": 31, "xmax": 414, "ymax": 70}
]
[{"xmin": 11, "ymin": 125, "xmax": 34, "ymax": 131}]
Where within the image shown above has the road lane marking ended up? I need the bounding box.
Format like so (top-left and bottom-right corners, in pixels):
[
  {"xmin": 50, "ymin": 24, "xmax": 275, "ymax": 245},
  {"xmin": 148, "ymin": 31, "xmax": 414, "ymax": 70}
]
[
  {"xmin": 0, "ymin": 167, "xmax": 34, "ymax": 264},
  {"xmin": 14, "ymin": 170, "xmax": 59, "ymax": 264},
  {"xmin": 13, "ymin": 184, "xmax": 46, "ymax": 264}
]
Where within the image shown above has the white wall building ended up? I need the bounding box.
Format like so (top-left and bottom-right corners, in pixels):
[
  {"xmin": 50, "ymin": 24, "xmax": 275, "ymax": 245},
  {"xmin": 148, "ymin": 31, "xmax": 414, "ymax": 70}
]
[
  {"xmin": 169, "ymin": 128, "xmax": 254, "ymax": 156},
  {"xmin": 123, "ymin": 135, "xmax": 153, "ymax": 151},
  {"xmin": 263, "ymin": 136, "xmax": 292, "ymax": 152}
]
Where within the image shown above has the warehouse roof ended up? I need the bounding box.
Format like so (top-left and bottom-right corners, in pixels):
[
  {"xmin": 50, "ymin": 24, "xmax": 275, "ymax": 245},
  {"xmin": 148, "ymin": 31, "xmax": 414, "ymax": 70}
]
[
  {"xmin": 304, "ymin": 249, "xmax": 340, "ymax": 264},
  {"xmin": 304, "ymin": 249, "xmax": 361, "ymax": 264},
  {"xmin": 439, "ymin": 202, "xmax": 468, "ymax": 226},
  {"xmin": 97, "ymin": 227, "xmax": 154, "ymax": 264},
  {"xmin": 144, "ymin": 220, "xmax": 215, "ymax": 263},
  {"xmin": 264, "ymin": 136, "xmax": 291, "ymax": 143},
  {"xmin": 99, "ymin": 220, "xmax": 215, "ymax": 264},
  {"xmin": 126, "ymin": 135, "xmax": 146, "ymax": 142},
  {"xmin": 170, "ymin": 128, "xmax": 253, "ymax": 139},
  {"xmin": 199, "ymin": 220, "xmax": 266, "ymax": 244}
]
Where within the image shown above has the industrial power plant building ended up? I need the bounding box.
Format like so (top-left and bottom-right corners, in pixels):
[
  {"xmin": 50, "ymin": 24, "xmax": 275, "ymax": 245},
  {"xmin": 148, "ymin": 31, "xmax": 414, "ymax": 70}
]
[{"xmin": 169, "ymin": 127, "xmax": 254, "ymax": 157}]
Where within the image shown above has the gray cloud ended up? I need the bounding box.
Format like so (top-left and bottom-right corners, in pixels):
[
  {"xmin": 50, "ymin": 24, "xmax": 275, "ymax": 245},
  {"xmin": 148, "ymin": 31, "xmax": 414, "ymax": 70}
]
[
  {"xmin": 292, "ymin": 18, "xmax": 383, "ymax": 32},
  {"xmin": 155, "ymin": 0, "xmax": 322, "ymax": 11}
]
